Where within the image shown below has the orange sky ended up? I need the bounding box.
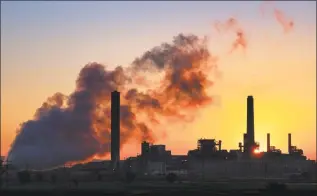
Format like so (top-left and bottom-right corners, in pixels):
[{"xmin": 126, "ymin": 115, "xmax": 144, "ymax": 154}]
[{"xmin": 1, "ymin": 1, "xmax": 316, "ymax": 161}]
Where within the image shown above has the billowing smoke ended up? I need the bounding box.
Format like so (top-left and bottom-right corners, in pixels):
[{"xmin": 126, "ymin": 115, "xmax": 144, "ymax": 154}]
[
  {"xmin": 8, "ymin": 33, "xmax": 217, "ymax": 170},
  {"xmin": 214, "ymin": 17, "xmax": 247, "ymax": 53}
]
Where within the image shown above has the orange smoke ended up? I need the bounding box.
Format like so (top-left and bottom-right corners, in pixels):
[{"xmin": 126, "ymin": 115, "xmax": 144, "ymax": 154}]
[
  {"xmin": 214, "ymin": 17, "xmax": 247, "ymax": 53},
  {"xmin": 134, "ymin": 76, "xmax": 150, "ymax": 87},
  {"xmin": 274, "ymin": 9, "xmax": 294, "ymax": 33},
  {"xmin": 8, "ymin": 34, "xmax": 219, "ymax": 170},
  {"xmin": 259, "ymin": 1, "xmax": 294, "ymax": 34}
]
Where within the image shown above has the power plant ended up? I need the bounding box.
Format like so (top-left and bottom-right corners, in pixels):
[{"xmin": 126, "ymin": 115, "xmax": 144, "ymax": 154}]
[
  {"xmin": 121, "ymin": 94, "xmax": 314, "ymax": 180},
  {"xmin": 1, "ymin": 92, "xmax": 315, "ymax": 187}
]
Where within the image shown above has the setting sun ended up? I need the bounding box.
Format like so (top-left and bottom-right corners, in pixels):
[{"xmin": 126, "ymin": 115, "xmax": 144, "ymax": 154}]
[{"xmin": 253, "ymin": 149, "xmax": 261, "ymax": 154}]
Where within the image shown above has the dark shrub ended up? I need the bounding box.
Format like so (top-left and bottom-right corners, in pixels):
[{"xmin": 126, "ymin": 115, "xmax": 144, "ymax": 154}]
[
  {"xmin": 166, "ymin": 173, "xmax": 177, "ymax": 183},
  {"xmin": 17, "ymin": 170, "xmax": 31, "ymax": 184},
  {"xmin": 125, "ymin": 171, "xmax": 136, "ymax": 183}
]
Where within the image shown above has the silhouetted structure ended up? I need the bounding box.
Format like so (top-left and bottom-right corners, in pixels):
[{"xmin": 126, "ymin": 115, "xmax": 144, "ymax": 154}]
[
  {"xmin": 141, "ymin": 141, "xmax": 150, "ymax": 157},
  {"xmin": 140, "ymin": 143, "xmax": 171, "ymax": 162},
  {"xmin": 288, "ymin": 133, "xmax": 304, "ymax": 156},
  {"xmin": 267, "ymin": 133, "xmax": 271, "ymax": 152},
  {"xmin": 186, "ymin": 95, "xmax": 307, "ymax": 162},
  {"xmin": 288, "ymin": 133, "xmax": 292, "ymax": 154},
  {"xmin": 245, "ymin": 95, "xmax": 256, "ymax": 157},
  {"xmin": 187, "ymin": 139, "xmax": 227, "ymax": 160},
  {"xmin": 264, "ymin": 133, "xmax": 282, "ymax": 156},
  {"xmin": 62, "ymin": 95, "xmax": 313, "ymax": 181},
  {"xmin": 111, "ymin": 91, "xmax": 120, "ymax": 169}
]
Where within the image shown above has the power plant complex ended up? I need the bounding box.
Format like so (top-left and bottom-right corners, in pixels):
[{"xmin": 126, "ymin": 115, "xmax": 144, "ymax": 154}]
[
  {"xmin": 108, "ymin": 92, "xmax": 315, "ymax": 180},
  {"xmin": 2, "ymin": 91, "xmax": 314, "ymax": 184}
]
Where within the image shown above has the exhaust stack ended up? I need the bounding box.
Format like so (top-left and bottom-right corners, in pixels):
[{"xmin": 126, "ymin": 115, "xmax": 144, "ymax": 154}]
[
  {"xmin": 267, "ymin": 133, "xmax": 270, "ymax": 152},
  {"xmin": 246, "ymin": 95, "xmax": 255, "ymax": 155},
  {"xmin": 288, "ymin": 133, "xmax": 292, "ymax": 154},
  {"xmin": 111, "ymin": 91, "xmax": 121, "ymax": 169},
  {"xmin": 218, "ymin": 140, "xmax": 222, "ymax": 151}
]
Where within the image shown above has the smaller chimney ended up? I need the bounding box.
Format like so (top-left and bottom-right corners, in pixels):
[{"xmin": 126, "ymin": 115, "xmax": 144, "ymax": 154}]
[
  {"xmin": 288, "ymin": 133, "xmax": 292, "ymax": 154},
  {"xmin": 218, "ymin": 140, "xmax": 222, "ymax": 151},
  {"xmin": 243, "ymin": 133, "xmax": 248, "ymax": 153},
  {"xmin": 267, "ymin": 133, "xmax": 270, "ymax": 152},
  {"xmin": 238, "ymin": 142, "xmax": 243, "ymax": 151}
]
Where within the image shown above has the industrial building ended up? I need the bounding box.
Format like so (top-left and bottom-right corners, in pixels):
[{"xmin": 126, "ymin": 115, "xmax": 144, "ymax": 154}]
[
  {"xmin": 2, "ymin": 93, "xmax": 315, "ymax": 185},
  {"xmin": 186, "ymin": 96, "xmax": 307, "ymax": 161},
  {"xmin": 66, "ymin": 92, "xmax": 313, "ymax": 180},
  {"xmin": 125, "ymin": 95, "xmax": 315, "ymax": 180}
]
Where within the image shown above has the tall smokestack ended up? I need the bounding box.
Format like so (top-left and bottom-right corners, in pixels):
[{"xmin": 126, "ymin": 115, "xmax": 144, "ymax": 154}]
[
  {"xmin": 111, "ymin": 91, "xmax": 120, "ymax": 168},
  {"xmin": 267, "ymin": 133, "xmax": 270, "ymax": 152},
  {"xmin": 288, "ymin": 133, "xmax": 292, "ymax": 154},
  {"xmin": 247, "ymin": 95, "xmax": 255, "ymax": 154}
]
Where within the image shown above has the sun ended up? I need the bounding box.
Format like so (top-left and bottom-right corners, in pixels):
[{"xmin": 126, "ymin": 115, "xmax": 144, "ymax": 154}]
[{"xmin": 253, "ymin": 148, "xmax": 261, "ymax": 154}]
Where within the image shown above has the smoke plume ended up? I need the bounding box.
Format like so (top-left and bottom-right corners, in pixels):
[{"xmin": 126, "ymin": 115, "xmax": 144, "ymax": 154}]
[
  {"xmin": 260, "ymin": 1, "xmax": 294, "ymax": 33},
  {"xmin": 214, "ymin": 17, "xmax": 247, "ymax": 53},
  {"xmin": 8, "ymin": 34, "xmax": 217, "ymax": 170},
  {"xmin": 273, "ymin": 9, "xmax": 294, "ymax": 33}
]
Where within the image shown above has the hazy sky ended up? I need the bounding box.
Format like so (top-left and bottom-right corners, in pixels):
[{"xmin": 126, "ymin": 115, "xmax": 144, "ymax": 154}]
[{"xmin": 1, "ymin": 1, "xmax": 316, "ymax": 160}]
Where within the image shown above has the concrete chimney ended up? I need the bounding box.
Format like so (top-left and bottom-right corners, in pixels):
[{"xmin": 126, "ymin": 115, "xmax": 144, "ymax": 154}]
[
  {"xmin": 267, "ymin": 133, "xmax": 270, "ymax": 152},
  {"xmin": 246, "ymin": 96, "xmax": 255, "ymax": 155},
  {"xmin": 288, "ymin": 133, "xmax": 292, "ymax": 154},
  {"xmin": 218, "ymin": 140, "xmax": 222, "ymax": 151},
  {"xmin": 111, "ymin": 91, "xmax": 120, "ymax": 169}
]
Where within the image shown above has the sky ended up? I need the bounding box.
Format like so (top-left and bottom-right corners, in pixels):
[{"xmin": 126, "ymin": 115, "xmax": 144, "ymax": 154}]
[{"xmin": 1, "ymin": 1, "xmax": 316, "ymax": 162}]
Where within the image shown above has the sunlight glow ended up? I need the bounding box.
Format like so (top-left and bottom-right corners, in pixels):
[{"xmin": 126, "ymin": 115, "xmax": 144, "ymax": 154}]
[{"xmin": 253, "ymin": 148, "xmax": 261, "ymax": 154}]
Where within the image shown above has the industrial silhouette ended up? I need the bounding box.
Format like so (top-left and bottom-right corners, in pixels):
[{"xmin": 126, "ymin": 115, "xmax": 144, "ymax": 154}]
[
  {"xmin": 110, "ymin": 93, "xmax": 308, "ymax": 165},
  {"xmin": 1, "ymin": 91, "xmax": 316, "ymax": 195},
  {"xmin": 107, "ymin": 92, "xmax": 315, "ymax": 181}
]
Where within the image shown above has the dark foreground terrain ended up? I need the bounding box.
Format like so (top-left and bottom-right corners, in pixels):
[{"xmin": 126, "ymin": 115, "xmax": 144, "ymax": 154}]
[
  {"xmin": 1, "ymin": 189, "xmax": 317, "ymax": 196},
  {"xmin": 1, "ymin": 181, "xmax": 317, "ymax": 196}
]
